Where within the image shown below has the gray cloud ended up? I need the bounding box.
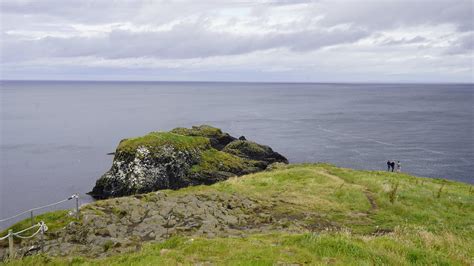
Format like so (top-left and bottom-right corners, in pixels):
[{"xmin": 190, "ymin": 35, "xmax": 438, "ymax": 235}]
[
  {"xmin": 445, "ymin": 33, "xmax": 474, "ymax": 55},
  {"xmin": 379, "ymin": 36, "xmax": 427, "ymax": 46},
  {"xmin": 2, "ymin": 20, "xmax": 369, "ymax": 61},
  {"xmin": 317, "ymin": 0, "xmax": 473, "ymax": 32},
  {"xmin": 3, "ymin": 0, "xmax": 471, "ymax": 30},
  {"xmin": 0, "ymin": 0, "xmax": 473, "ymax": 82}
]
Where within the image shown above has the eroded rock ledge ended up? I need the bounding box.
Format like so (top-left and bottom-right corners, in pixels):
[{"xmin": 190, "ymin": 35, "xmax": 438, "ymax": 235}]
[{"xmin": 89, "ymin": 125, "xmax": 288, "ymax": 199}]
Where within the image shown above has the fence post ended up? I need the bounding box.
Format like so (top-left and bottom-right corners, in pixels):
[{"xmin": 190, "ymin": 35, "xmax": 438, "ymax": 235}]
[
  {"xmin": 75, "ymin": 194, "xmax": 80, "ymax": 220},
  {"xmin": 8, "ymin": 230, "xmax": 14, "ymax": 260},
  {"xmin": 40, "ymin": 222, "xmax": 45, "ymax": 253},
  {"xmin": 30, "ymin": 210, "xmax": 34, "ymax": 226}
]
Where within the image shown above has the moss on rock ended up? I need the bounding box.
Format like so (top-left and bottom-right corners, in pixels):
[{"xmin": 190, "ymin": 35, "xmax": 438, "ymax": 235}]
[
  {"xmin": 116, "ymin": 132, "xmax": 210, "ymax": 155},
  {"xmin": 171, "ymin": 125, "xmax": 236, "ymax": 150},
  {"xmin": 191, "ymin": 149, "xmax": 258, "ymax": 173},
  {"xmin": 170, "ymin": 125, "xmax": 224, "ymax": 138},
  {"xmin": 223, "ymin": 140, "xmax": 289, "ymax": 164}
]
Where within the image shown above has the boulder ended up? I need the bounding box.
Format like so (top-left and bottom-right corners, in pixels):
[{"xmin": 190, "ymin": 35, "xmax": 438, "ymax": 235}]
[{"xmin": 89, "ymin": 125, "xmax": 287, "ymax": 199}]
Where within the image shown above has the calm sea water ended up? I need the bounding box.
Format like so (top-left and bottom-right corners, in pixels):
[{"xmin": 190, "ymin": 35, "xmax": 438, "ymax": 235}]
[{"xmin": 1, "ymin": 81, "xmax": 473, "ymax": 227}]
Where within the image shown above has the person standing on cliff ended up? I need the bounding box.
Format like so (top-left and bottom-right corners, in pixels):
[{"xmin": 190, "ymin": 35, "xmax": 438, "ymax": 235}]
[
  {"xmin": 397, "ymin": 161, "xmax": 401, "ymax": 172},
  {"xmin": 390, "ymin": 161, "xmax": 395, "ymax": 172},
  {"xmin": 387, "ymin": 160, "xmax": 391, "ymax": 171}
]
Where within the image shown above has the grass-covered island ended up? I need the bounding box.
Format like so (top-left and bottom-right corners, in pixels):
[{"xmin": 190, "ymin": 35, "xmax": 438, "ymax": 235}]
[
  {"xmin": 1, "ymin": 126, "xmax": 473, "ymax": 265},
  {"xmin": 89, "ymin": 125, "xmax": 288, "ymax": 199}
]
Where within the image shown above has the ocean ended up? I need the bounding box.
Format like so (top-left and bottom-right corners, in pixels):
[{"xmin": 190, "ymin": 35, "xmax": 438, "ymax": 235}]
[{"xmin": 1, "ymin": 81, "xmax": 473, "ymax": 227}]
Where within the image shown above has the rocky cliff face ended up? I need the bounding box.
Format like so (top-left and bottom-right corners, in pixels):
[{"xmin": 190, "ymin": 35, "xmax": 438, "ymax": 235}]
[{"xmin": 89, "ymin": 126, "xmax": 288, "ymax": 199}]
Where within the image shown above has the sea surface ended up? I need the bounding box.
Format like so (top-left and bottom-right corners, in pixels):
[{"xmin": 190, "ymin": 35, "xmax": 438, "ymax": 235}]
[{"xmin": 1, "ymin": 81, "xmax": 473, "ymax": 228}]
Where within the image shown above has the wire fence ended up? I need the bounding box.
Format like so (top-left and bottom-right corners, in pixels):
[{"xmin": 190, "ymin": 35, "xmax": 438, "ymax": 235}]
[
  {"xmin": 0, "ymin": 194, "xmax": 80, "ymax": 260},
  {"xmin": 0, "ymin": 194, "xmax": 80, "ymax": 227},
  {"xmin": 1, "ymin": 221, "xmax": 48, "ymax": 259}
]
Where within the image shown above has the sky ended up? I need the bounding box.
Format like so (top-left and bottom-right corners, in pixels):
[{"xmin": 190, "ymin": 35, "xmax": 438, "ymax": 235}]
[{"xmin": 0, "ymin": 0, "xmax": 473, "ymax": 83}]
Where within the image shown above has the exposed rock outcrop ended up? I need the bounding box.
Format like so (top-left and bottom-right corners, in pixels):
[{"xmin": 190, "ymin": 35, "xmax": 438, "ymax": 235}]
[
  {"xmin": 89, "ymin": 125, "xmax": 288, "ymax": 199},
  {"xmin": 2, "ymin": 189, "xmax": 335, "ymax": 259}
]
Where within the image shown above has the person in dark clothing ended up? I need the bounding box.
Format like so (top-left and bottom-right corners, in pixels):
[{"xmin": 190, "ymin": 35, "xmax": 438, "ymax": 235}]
[
  {"xmin": 390, "ymin": 161, "xmax": 395, "ymax": 172},
  {"xmin": 387, "ymin": 160, "xmax": 391, "ymax": 171}
]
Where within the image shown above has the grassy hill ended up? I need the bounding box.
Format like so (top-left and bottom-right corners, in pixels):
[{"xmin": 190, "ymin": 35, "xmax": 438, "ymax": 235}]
[{"xmin": 3, "ymin": 163, "xmax": 473, "ymax": 265}]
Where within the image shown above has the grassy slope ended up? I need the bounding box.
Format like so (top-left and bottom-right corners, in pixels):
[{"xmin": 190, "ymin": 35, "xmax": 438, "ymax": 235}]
[{"xmin": 5, "ymin": 163, "xmax": 474, "ymax": 265}]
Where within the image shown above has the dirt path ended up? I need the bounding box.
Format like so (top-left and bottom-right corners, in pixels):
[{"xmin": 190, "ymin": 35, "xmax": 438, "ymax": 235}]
[
  {"xmin": 363, "ymin": 190, "xmax": 378, "ymax": 210},
  {"xmin": 315, "ymin": 169, "xmax": 345, "ymax": 184},
  {"xmin": 316, "ymin": 169, "xmax": 378, "ymax": 211}
]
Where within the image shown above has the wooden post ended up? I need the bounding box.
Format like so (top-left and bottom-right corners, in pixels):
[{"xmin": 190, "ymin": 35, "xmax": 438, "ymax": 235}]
[
  {"xmin": 30, "ymin": 210, "xmax": 34, "ymax": 226},
  {"xmin": 8, "ymin": 230, "xmax": 14, "ymax": 259}
]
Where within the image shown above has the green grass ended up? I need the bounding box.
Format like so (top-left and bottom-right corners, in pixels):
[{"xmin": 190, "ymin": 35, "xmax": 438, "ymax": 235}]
[
  {"xmin": 1, "ymin": 210, "xmax": 73, "ymax": 236},
  {"xmin": 170, "ymin": 125, "xmax": 225, "ymax": 138},
  {"xmin": 167, "ymin": 163, "xmax": 473, "ymax": 263},
  {"xmin": 116, "ymin": 132, "xmax": 210, "ymax": 154},
  {"xmin": 321, "ymin": 165, "xmax": 474, "ymax": 235},
  {"xmin": 4, "ymin": 163, "xmax": 473, "ymax": 265},
  {"xmin": 0, "ymin": 210, "xmax": 75, "ymax": 246},
  {"xmin": 190, "ymin": 149, "xmax": 258, "ymax": 173},
  {"xmin": 8, "ymin": 231, "xmax": 471, "ymax": 265},
  {"xmin": 208, "ymin": 164, "xmax": 375, "ymax": 230}
]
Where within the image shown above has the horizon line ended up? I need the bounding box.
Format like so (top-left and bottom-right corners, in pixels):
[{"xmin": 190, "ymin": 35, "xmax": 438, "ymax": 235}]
[{"xmin": 1, "ymin": 79, "xmax": 473, "ymax": 85}]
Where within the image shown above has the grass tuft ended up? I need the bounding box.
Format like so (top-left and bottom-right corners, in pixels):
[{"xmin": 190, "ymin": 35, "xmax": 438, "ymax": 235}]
[
  {"xmin": 436, "ymin": 183, "xmax": 446, "ymax": 199},
  {"xmin": 388, "ymin": 182, "xmax": 400, "ymax": 204}
]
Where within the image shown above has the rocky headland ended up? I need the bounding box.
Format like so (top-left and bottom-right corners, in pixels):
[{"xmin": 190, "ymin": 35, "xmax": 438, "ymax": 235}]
[{"xmin": 89, "ymin": 125, "xmax": 288, "ymax": 199}]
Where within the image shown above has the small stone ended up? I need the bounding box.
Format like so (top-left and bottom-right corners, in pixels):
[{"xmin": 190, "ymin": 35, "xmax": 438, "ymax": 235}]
[{"xmin": 160, "ymin": 248, "xmax": 171, "ymax": 256}]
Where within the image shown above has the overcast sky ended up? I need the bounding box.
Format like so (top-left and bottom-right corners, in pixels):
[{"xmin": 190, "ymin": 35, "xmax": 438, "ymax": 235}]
[{"xmin": 1, "ymin": 0, "xmax": 473, "ymax": 82}]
